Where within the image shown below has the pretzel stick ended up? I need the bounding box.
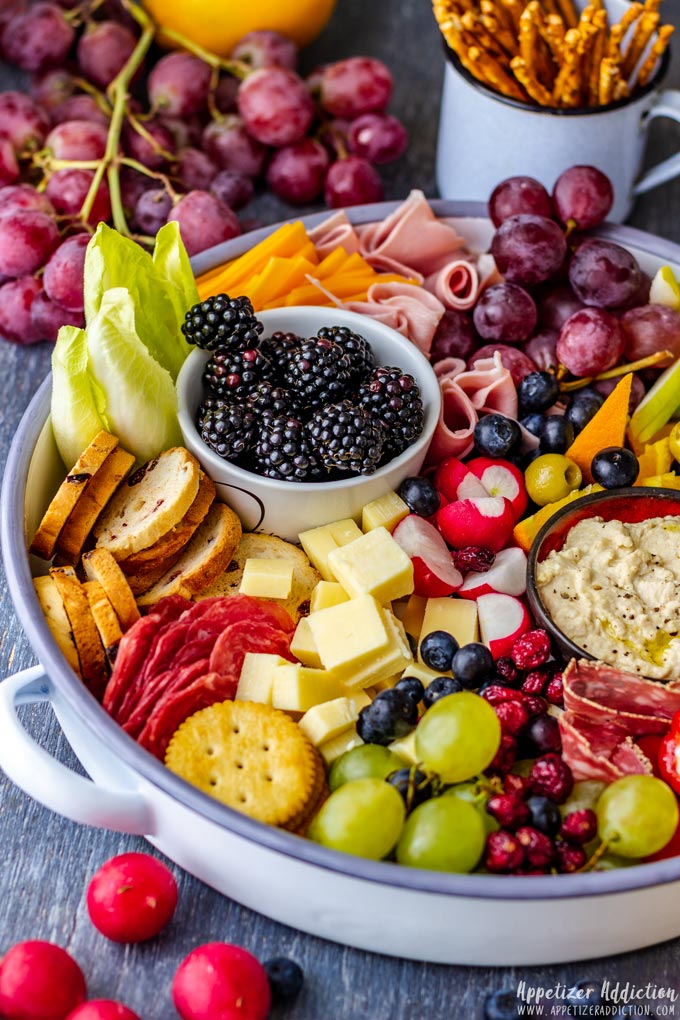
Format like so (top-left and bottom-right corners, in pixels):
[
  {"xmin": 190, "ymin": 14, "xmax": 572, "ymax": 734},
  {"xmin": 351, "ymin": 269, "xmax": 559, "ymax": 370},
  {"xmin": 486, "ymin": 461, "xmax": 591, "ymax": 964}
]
[
  {"xmin": 538, "ymin": 0, "xmax": 561, "ymax": 17},
  {"xmin": 481, "ymin": 0, "xmax": 515, "ymax": 37},
  {"xmin": 554, "ymin": 0, "xmax": 578, "ymax": 29},
  {"xmin": 635, "ymin": 23, "xmax": 674, "ymax": 87},
  {"xmin": 588, "ymin": 9, "xmax": 608, "ymax": 103},
  {"xmin": 520, "ymin": 3, "xmax": 556, "ymax": 86},
  {"xmin": 598, "ymin": 55, "xmax": 621, "ymax": 104},
  {"xmin": 481, "ymin": 10, "xmax": 519, "ymax": 55},
  {"xmin": 499, "ymin": 0, "xmax": 524, "ymax": 33},
  {"xmin": 552, "ymin": 28, "xmax": 583, "ymax": 104},
  {"xmin": 578, "ymin": 18, "xmax": 602, "ymax": 106},
  {"xmin": 462, "ymin": 11, "xmax": 512, "ymax": 63},
  {"xmin": 468, "ymin": 44, "xmax": 529, "ymax": 98},
  {"xmin": 621, "ymin": 11, "xmax": 660, "ymax": 79},
  {"xmin": 510, "ymin": 54, "xmax": 554, "ymax": 103}
]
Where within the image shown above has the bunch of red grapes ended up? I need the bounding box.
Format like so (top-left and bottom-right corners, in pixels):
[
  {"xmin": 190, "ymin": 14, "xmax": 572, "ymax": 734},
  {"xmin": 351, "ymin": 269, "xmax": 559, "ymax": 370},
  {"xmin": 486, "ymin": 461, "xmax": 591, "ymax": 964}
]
[{"xmin": 0, "ymin": 0, "xmax": 407, "ymax": 345}]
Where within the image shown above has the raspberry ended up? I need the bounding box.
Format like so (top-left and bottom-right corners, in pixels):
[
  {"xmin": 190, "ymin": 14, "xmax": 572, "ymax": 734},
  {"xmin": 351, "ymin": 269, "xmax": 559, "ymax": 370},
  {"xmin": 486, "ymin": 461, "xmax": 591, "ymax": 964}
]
[
  {"xmin": 545, "ymin": 673, "xmax": 564, "ymax": 707},
  {"xmin": 511, "ymin": 628, "xmax": 552, "ymax": 669},
  {"xmin": 521, "ymin": 665, "xmax": 553, "ymax": 696},
  {"xmin": 452, "ymin": 545, "xmax": 495, "ymax": 573},
  {"xmin": 486, "ymin": 793, "xmax": 530, "ymax": 830},
  {"xmin": 486, "ymin": 733, "xmax": 517, "ymax": 776},
  {"xmin": 494, "ymin": 656, "xmax": 523, "ymax": 687},
  {"xmin": 493, "ymin": 699, "xmax": 529, "ymax": 737},
  {"xmin": 515, "ymin": 826, "xmax": 556, "ymax": 868},
  {"xmin": 529, "ymin": 753, "xmax": 574, "ymax": 804},
  {"xmin": 480, "ymin": 684, "xmax": 524, "ymax": 705},
  {"xmin": 503, "ymin": 773, "xmax": 529, "ymax": 798},
  {"xmin": 484, "ymin": 830, "xmax": 525, "ymax": 872},
  {"xmin": 555, "ymin": 841, "xmax": 587, "ymax": 873},
  {"xmin": 560, "ymin": 808, "xmax": 598, "ymax": 845}
]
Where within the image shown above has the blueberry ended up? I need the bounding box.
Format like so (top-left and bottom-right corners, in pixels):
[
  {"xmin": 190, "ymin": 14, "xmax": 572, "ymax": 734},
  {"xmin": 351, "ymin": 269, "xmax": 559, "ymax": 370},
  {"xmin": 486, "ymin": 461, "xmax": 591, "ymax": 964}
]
[
  {"xmin": 539, "ymin": 415, "xmax": 574, "ymax": 453},
  {"xmin": 526, "ymin": 794, "xmax": 562, "ymax": 836},
  {"xmin": 398, "ymin": 476, "xmax": 440, "ymax": 517},
  {"xmin": 395, "ymin": 676, "xmax": 425, "ymax": 704},
  {"xmin": 591, "ymin": 446, "xmax": 639, "ymax": 488},
  {"xmin": 264, "ymin": 957, "xmax": 304, "ymax": 1003},
  {"xmin": 520, "ymin": 412, "xmax": 545, "ymax": 438},
  {"xmin": 387, "ymin": 766, "xmax": 434, "ymax": 811},
  {"xmin": 420, "ymin": 630, "xmax": 459, "ymax": 672},
  {"xmin": 518, "ymin": 371, "xmax": 560, "ymax": 413},
  {"xmin": 474, "ymin": 413, "xmax": 522, "ymax": 459},
  {"xmin": 484, "ymin": 989, "xmax": 520, "ymax": 1020},
  {"xmin": 452, "ymin": 642, "xmax": 495, "ymax": 689},
  {"xmin": 356, "ymin": 689, "xmax": 417, "ymax": 745},
  {"xmin": 565, "ymin": 388, "xmax": 604, "ymax": 434},
  {"xmin": 422, "ymin": 675, "xmax": 463, "ymax": 708},
  {"xmin": 567, "ymin": 979, "xmax": 602, "ymax": 1008},
  {"xmin": 526, "ymin": 713, "xmax": 562, "ymax": 754}
]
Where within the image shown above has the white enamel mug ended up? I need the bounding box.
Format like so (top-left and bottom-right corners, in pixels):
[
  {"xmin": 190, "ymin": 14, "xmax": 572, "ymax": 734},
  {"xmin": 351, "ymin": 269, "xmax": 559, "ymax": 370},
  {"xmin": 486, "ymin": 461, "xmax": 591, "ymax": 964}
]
[{"xmin": 435, "ymin": 0, "xmax": 680, "ymax": 221}]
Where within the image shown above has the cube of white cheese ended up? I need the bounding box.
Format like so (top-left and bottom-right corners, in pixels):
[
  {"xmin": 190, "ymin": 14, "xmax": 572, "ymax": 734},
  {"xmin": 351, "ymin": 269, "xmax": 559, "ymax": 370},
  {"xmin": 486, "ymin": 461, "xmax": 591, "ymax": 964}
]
[
  {"xmin": 319, "ymin": 727, "xmax": 365, "ymax": 764},
  {"xmin": 299, "ymin": 519, "xmax": 363, "ymax": 580},
  {"xmin": 419, "ymin": 597, "xmax": 478, "ymax": 654},
  {"xmin": 239, "ymin": 558, "xmax": 294, "ymax": 600},
  {"xmin": 309, "ymin": 580, "xmax": 349, "ymax": 613},
  {"xmin": 307, "ymin": 594, "xmax": 391, "ymax": 677},
  {"xmin": 271, "ymin": 663, "xmax": 343, "ymax": 713},
  {"xmin": 299, "ymin": 695, "xmax": 368, "ymax": 746},
  {"xmin": 290, "ymin": 616, "xmax": 323, "ymax": 668},
  {"xmin": 236, "ymin": 652, "xmax": 289, "ymax": 705},
  {"xmin": 327, "ymin": 526, "xmax": 414, "ymax": 604},
  {"xmin": 361, "ymin": 491, "xmax": 409, "ymax": 533}
]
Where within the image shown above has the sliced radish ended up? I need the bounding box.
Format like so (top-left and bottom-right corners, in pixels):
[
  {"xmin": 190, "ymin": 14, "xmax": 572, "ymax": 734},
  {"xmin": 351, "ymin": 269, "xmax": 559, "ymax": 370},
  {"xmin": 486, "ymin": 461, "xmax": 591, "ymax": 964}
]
[
  {"xmin": 477, "ymin": 593, "xmax": 531, "ymax": 658},
  {"xmin": 434, "ymin": 456, "xmax": 488, "ymax": 503},
  {"xmin": 436, "ymin": 495, "xmax": 515, "ymax": 552},
  {"xmin": 459, "ymin": 546, "xmax": 528, "ymax": 599},
  {"xmin": 466, "ymin": 456, "xmax": 528, "ymax": 521},
  {"xmin": 392, "ymin": 515, "xmax": 462, "ymax": 596}
]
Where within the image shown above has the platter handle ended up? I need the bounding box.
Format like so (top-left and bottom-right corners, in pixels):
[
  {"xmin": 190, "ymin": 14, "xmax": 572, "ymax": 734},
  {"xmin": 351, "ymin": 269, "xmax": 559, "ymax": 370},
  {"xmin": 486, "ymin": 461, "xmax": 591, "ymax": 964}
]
[
  {"xmin": 635, "ymin": 89, "xmax": 680, "ymax": 195},
  {"xmin": 0, "ymin": 666, "xmax": 155, "ymax": 835}
]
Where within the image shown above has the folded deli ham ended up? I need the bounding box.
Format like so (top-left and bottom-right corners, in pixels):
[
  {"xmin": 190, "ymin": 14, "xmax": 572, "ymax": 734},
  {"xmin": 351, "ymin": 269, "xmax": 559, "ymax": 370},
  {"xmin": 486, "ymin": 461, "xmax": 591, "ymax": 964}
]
[{"xmin": 559, "ymin": 659, "xmax": 680, "ymax": 782}]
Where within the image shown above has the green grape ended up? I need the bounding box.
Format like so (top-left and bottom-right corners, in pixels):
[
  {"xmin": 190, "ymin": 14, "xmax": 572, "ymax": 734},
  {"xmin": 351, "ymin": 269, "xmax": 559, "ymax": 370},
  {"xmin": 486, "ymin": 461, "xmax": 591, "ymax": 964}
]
[
  {"xmin": 596, "ymin": 775, "xmax": 679, "ymax": 858},
  {"xmin": 329, "ymin": 744, "xmax": 406, "ymax": 792},
  {"xmin": 415, "ymin": 692, "xmax": 501, "ymax": 784},
  {"xmin": 561, "ymin": 780, "xmax": 607, "ymax": 818},
  {"xmin": 396, "ymin": 796, "xmax": 486, "ymax": 872},
  {"xmin": 444, "ymin": 781, "xmax": 499, "ymax": 834},
  {"xmin": 308, "ymin": 778, "xmax": 405, "ymax": 860}
]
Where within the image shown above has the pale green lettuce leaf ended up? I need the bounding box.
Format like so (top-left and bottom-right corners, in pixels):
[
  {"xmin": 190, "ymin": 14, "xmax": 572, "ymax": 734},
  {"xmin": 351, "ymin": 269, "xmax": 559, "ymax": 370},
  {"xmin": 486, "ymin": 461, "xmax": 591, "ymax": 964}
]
[
  {"xmin": 51, "ymin": 325, "xmax": 109, "ymax": 468},
  {"xmin": 152, "ymin": 221, "xmax": 200, "ymax": 323}
]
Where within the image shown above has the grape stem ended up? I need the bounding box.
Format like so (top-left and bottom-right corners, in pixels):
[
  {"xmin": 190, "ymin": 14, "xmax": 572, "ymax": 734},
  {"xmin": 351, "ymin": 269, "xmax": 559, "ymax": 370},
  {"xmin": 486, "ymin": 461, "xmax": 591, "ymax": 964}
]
[
  {"xmin": 119, "ymin": 156, "xmax": 181, "ymax": 201},
  {"xmin": 559, "ymin": 349, "xmax": 674, "ymax": 392},
  {"xmin": 125, "ymin": 110, "xmax": 176, "ymax": 161},
  {"xmin": 576, "ymin": 839, "xmax": 610, "ymax": 872}
]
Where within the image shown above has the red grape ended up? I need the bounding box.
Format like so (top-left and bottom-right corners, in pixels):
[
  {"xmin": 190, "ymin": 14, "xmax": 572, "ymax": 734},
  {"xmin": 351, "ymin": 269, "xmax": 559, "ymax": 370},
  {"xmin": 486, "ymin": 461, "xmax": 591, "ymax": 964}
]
[
  {"xmin": 557, "ymin": 307, "xmax": 625, "ymax": 376},
  {"xmin": 348, "ymin": 112, "xmax": 407, "ymax": 164},
  {"xmin": 0, "ymin": 208, "xmax": 59, "ymax": 276},
  {"xmin": 147, "ymin": 52, "xmax": 212, "ymax": 117},
  {"xmin": 30, "ymin": 67, "xmax": 75, "ymax": 115},
  {"xmin": 620, "ymin": 304, "xmax": 680, "ymax": 360},
  {"xmin": 0, "ymin": 182, "xmax": 54, "ymax": 216},
  {"xmin": 488, "ymin": 175, "xmax": 553, "ymax": 227},
  {"xmin": 266, "ymin": 138, "xmax": 330, "ymax": 204},
  {"xmin": 31, "ymin": 286, "xmax": 83, "ymax": 341},
  {"xmin": 209, "ymin": 170, "xmax": 254, "ymax": 211},
  {"xmin": 469, "ymin": 342, "xmax": 538, "ymax": 384},
  {"xmin": 176, "ymin": 147, "xmax": 218, "ymax": 190},
  {"xmin": 122, "ymin": 118, "xmax": 174, "ymax": 170},
  {"xmin": 43, "ymin": 233, "xmax": 88, "ymax": 312},
  {"xmin": 119, "ymin": 166, "xmax": 153, "ymax": 217},
  {"xmin": 490, "ymin": 214, "xmax": 567, "ymax": 286},
  {"xmin": 2, "ymin": 2, "xmax": 75, "ymax": 71},
  {"xmin": 568, "ymin": 238, "xmax": 643, "ymax": 310},
  {"xmin": 46, "ymin": 119, "xmax": 108, "ymax": 161},
  {"xmin": 318, "ymin": 117, "xmax": 351, "ymax": 158},
  {"xmin": 0, "ymin": 138, "xmax": 18, "ymax": 186},
  {"xmin": 594, "ymin": 372, "xmax": 645, "ymax": 409},
  {"xmin": 133, "ymin": 187, "xmax": 172, "ymax": 234},
  {"xmin": 0, "ymin": 90, "xmax": 49, "ymax": 151},
  {"xmin": 472, "ymin": 282, "xmax": 538, "ymax": 342},
  {"xmin": 430, "ymin": 309, "xmax": 478, "ymax": 362},
  {"xmin": 552, "ymin": 165, "xmax": 613, "ymax": 230},
  {"xmin": 324, "ymin": 155, "xmax": 383, "ymax": 208},
  {"xmin": 320, "ymin": 57, "xmax": 392, "ymax": 117},
  {"xmin": 46, "ymin": 168, "xmax": 112, "ymax": 224},
  {"xmin": 213, "ymin": 74, "xmax": 239, "ymax": 114},
  {"xmin": 538, "ymin": 281, "xmax": 584, "ymax": 331},
  {"xmin": 231, "ymin": 29, "xmax": 298, "ymax": 70},
  {"xmin": 524, "ymin": 329, "xmax": 559, "ymax": 372},
  {"xmin": 237, "ymin": 66, "xmax": 314, "ymax": 147},
  {"xmin": 167, "ymin": 189, "xmax": 241, "ymax": 256},
  {"xmin": 202, "ymin": 116, "xmax": 267, "ymax": 177},
  {"xmin": 0, "ymin": 275, "xmax": 42, "ymax": 343},
  {"xmin": 158, "ymin": 114, "xmax": 203, "ymax": 150},
  {"xmin": 77, "ymin": 20, "xmax": 137, "ymax": 89},
  {"xmin": 53, "ymin": 94, "xmax": 110, "ymax": 127}
]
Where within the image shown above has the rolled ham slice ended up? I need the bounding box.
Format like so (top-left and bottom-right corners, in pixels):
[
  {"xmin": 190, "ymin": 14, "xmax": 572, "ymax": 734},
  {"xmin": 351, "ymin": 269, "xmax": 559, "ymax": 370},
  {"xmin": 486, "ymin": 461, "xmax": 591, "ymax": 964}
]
[
  {"xmin": 425, "ymin": 252, "xmax": 503, "ymax": 311},
  {"xmin": 342, "ymin": 281, "xmax": 445, "ymax": 357},
  {"xmin": 308, "ymin": 210, "xmax": 360, "ymax": 257}
]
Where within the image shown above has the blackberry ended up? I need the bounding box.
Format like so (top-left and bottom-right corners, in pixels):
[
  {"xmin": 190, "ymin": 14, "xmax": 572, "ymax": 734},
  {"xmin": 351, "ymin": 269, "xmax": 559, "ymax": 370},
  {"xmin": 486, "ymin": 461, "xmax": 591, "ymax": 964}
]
[
  {"xmin": 203, "ymin": 347, "xmax": 275, "ymax": 401},
  {"xmin": 282, "ymin": 336, "xmax": 352, "ymax": 409},
  {"xmin": 181, "ymin": 294, "xmax": 263, "ymax": 352},
  {"xmin": 197, "ymin": 397, "xmax": 257, "ymax": 461},
  {"xmin": 245, "ymin": 381, "xmax": 302, "ymax": 421},
  {"xmin": 258, "ymin": 330, "xmax": 303, "ymax": 372},
  {"xmin": 252, "ymin": 415, "xmax": 323, "ymax": 482},
  {"xmin": 306, "ymin": 400, "xmax": 385, "ymax": 475},
  {"xmin": 357, "ymin": 366, "xmax": 424, "ymax": 459},
  {"xmin": 317, "ymin": 325, "xmax": 374, "ymax": 383}
]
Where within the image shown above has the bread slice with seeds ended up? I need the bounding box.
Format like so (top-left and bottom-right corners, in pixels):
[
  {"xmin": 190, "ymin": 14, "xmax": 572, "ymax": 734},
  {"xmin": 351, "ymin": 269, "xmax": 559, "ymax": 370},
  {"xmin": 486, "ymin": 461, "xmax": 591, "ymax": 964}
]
[
  {"xmin": 33, "ymin": 574, "xmax": 80, "ymax": 675},
  {"xmin": 30, "ymin": 431, "xmax": 119, "ymax": 560},
  {"xmin": 83, "ymin": 579, "xmax": 123, "ymax": 668},
  {"xmin": 136, "ymin": 501, "xmax": 242, "ymax": 607},
  {"xmin": 50, "ymin": 565, "xmax": 107, "ymax": 698},
  {"xmin": 55, "ymin": 446, "xmax": 136, "ymax": 564},
  {"xmin": 93, "ymin": 447, "xmax": 200, "ymax": 560},
  {"xmin": 81, "ymin": 548, "xmax": 140, "ymax": 631}
]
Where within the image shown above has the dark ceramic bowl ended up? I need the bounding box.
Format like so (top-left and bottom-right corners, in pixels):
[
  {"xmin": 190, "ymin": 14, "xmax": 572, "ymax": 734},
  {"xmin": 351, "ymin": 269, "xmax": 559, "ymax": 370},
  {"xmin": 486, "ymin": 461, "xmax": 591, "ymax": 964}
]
[{"xmin": 526, "ymin": 487, "xmax": 680, "ymax": 667}]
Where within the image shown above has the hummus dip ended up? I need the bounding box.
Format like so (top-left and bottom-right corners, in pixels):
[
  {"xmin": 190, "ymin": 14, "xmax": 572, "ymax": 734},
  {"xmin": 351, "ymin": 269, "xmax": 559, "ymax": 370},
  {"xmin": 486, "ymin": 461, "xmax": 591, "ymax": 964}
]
[{"xmin": 535, "ymin": 514, "xmax": 680, "ymax": 680}]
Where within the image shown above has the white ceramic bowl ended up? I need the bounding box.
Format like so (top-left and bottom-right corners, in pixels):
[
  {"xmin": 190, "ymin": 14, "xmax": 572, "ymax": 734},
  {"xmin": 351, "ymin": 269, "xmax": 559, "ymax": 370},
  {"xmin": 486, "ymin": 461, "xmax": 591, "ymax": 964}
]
[{"xmin": 177, "ymin": 306, "xmax": 441, "ymax": 542}]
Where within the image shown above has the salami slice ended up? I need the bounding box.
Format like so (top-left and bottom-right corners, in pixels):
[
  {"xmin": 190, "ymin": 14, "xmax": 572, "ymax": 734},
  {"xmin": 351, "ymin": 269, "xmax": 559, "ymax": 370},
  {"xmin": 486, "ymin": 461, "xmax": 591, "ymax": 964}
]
[
  {"xmin": 208, "ymin": 619, "xmax": 294, "ymax": 678},
  {"xmin": 138, "ymin": 671, "xmax": 240, "ymax": 759},
  {"xmin": 103, "ymin": 614, "xmax": 164, "ymax": 718},
  {"xmin": 123, "ymin": 657, "xmax": 211, "ymax": 739}
]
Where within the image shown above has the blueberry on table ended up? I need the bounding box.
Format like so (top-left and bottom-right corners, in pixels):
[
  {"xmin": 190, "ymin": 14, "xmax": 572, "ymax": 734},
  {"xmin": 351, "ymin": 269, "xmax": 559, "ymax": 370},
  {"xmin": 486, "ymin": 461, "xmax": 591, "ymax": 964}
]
[
  {"xmin": 539, "ymin": 415, "xmax": 574, "ymax": 454},
  {"xmin": 264, "ymin": 957, "xmax": 304, "ymax": 1003},
  {"xmin": 591, "ymin": 446, "xmax": 639, "ymax": 488},
  {"xmin": 518, "ymin": 370, "xmax": 559, "ymax": 413},
  {"xmin": 398, "ymin": 475, "xmax": 440, "ymax": 517},
  {"xmin": 420, "ymin": 629, "xmax": 459, "ymax": 672},
  {"xmin": 474, "ymin": 413, "xmax": 522, "ymax": 459},
  {"xmin": 483, "ymin": 987, "xmax": 522, "ymax": 1019}
]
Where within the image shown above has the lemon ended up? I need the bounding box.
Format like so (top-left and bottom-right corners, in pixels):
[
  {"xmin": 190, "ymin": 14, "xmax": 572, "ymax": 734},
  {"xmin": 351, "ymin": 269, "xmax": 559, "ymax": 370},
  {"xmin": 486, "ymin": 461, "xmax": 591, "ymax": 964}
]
[
  {"xmin": 649, "ymin": 265, "xmax": 680, "ymax": 310},
  {"xmin": 143, "ymin": 0, "xmax": 337, "ymax": 58}
]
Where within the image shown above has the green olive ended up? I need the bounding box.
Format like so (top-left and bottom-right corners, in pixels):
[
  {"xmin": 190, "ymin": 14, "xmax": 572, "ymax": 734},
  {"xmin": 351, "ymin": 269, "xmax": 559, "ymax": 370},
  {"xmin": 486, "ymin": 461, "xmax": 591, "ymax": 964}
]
[{"xmin": 525, "ymin": 453, "xmax": 582, "ymax": 506}]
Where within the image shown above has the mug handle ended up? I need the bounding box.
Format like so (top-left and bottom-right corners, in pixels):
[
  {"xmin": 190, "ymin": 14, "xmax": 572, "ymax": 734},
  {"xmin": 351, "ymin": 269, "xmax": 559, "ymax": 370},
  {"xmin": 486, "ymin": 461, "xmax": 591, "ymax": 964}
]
[{"xmin": 634, "ymin": 89, "xmax": 680, "ymax": 195}]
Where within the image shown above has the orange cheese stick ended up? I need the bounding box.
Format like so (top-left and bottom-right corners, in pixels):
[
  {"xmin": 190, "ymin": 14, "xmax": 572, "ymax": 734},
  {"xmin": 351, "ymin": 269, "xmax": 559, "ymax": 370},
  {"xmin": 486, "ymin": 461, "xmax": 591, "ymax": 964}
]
[
  {"xmin": 196, "ymin": 222, "xmax": 318, "ymax": 298},
  {"xmin": 245, "ymin": 255, "xmax": 319, "ymax": 309}
]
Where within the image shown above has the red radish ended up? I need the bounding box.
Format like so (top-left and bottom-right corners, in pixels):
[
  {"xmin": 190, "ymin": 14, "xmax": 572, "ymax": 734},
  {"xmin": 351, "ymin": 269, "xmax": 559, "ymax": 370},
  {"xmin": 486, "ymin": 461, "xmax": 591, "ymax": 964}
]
[
  {"xmin": 86, "ymin": 852, "xmax": 178, "ymax": 943},
  {"xmin": 459, "ymin": 546, "xmax": 528, "ymax": 599},
  {"xmin": 436, "ymin": 496, "xmax": 515, "ymax": 552},
  {"xmin": 65, "ymin": 1003, "xmax": 140, "ymax": 1020},
  {"xmin": 466, "ymin": 456, "xmax": 528, "ymax": 521},
  {"xmin": 392, "ymin": 515, "xmax": 462, "ymax": 596},
  {"xmin": 172, "ymin": 943, "xmax": 271, "ymax": 1020},
  {"xmin": 477, "ymin": 593, "xmax": 531, "ymax": 658},
  {"xmin": 0, "ymin": 940, "xmax": 86, "ymax": 1019},
  {"xmin": 434, "ymin": 457, "xmax": 488, "ymax": 503}
]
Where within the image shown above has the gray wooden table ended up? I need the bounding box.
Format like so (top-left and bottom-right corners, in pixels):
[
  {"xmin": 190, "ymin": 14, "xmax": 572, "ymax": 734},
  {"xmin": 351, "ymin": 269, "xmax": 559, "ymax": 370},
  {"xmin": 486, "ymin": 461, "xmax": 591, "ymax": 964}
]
[{"xmin": 2, "ymin": 1, "xmax": 680, "ymax": 1017}]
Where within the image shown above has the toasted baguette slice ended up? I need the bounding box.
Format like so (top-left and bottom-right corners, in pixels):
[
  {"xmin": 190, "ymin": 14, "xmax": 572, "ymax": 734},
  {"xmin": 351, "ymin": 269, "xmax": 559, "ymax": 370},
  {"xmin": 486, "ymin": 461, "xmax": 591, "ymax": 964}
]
[
  {"xmin": 81, "ymin": 548, "xmax": 140, "ymax": 631},
  {"xmin": 50, "ymin": 565, "xmax": 107, "ymax": 698},
  {"xmin": 55, "ymin": 446, "xmax": 136, "ymax": 564},
  {"xmin": 198, "ymin": 532, "xmax": 320, "ymax": 623},
  {"xmin": 33, "ymin": 575, "xmax": 80, "ymax": 675},
  {"xmin": 83, "ymin": 579, "xmax": 123, "ymax": 667},
  {"xmin": 93, "ymin": 447, "xmax": 200, "ymax": 559},
  {"xmin": 136, "ymin": 502, "xmax": 242, "ymax": 607},
  {"xmin": 30, "ymin": 431, "xmax": 119, "ymax": 560},
  {"xmin": 118, "ymin": 471, "xmax": 215, "ymax": 575},
  {"xmin": 124, "ymin": 549, "xmax": 185, "ymax": 596}
]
